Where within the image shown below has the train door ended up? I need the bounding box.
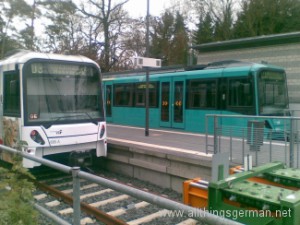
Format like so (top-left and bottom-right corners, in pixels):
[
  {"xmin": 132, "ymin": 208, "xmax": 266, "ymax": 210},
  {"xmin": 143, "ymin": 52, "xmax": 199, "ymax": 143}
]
[
  {"xmin": 218, "ymin": 78, "xmax": 227, "ymax": 111},
  {"xmin": 104, "ymin": 82, "xmax": 113, "ymax": 122},
  {"xmin": 217, "ymin": 78, "xmax": 227, "ymax": 128},
  {"xmin": 159, "ymin": 77, "xmax": 185, "ymax": 129}
]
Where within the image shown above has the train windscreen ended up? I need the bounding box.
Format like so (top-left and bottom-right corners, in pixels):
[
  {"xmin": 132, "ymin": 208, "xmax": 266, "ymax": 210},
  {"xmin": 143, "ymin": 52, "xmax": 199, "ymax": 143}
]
[
  {"xmin": 24, "ymin": 62, "xmax": 104, "ymax": 126},
  {"xmin": 258, "ymin": 70, "xmax": 289, "ymax": 115}
]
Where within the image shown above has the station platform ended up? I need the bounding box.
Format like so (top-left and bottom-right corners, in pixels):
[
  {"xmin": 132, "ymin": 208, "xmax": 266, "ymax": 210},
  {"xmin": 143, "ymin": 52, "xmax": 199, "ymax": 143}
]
[
  {"xmin": 107, "ymin": 123, "xmax": 292, "ymax": 195},
  {"xmin": 107, "ymin": 124, "xmax": 212, "ymax": 159},
  {"xmin": 105, "ymin": 124, "xmax": 213, "ymax": 192}
]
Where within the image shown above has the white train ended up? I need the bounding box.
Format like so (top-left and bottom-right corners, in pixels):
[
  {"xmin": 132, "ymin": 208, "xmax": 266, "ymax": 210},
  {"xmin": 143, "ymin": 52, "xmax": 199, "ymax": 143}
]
[{"xmin": 0, "ymin": 50, "xmax": 107, "ymax": 167}]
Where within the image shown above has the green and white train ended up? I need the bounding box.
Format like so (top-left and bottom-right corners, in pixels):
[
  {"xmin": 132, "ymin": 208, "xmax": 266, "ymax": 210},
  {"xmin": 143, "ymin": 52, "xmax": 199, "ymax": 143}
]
[{"xmin": 0, "ymin": 50, "xmax": 107, "ymax": 168}]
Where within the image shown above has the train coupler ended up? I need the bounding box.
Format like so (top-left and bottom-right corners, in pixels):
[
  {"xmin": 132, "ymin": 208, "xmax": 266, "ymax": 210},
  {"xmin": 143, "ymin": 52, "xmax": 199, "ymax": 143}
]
[{"xmin": 69, "ymin": 151, "xmax": 93, "ymax": 167}]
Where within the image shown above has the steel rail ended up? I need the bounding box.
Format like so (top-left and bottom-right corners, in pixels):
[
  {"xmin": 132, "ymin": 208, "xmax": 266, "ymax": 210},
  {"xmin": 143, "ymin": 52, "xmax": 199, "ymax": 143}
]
[
  {"xmin": 34, "ymin": 179, "xmax": 127, "ymax": 225},
  {"xmin": 0, "ymin": 144, "xmax": 244, "ymax": 225}
]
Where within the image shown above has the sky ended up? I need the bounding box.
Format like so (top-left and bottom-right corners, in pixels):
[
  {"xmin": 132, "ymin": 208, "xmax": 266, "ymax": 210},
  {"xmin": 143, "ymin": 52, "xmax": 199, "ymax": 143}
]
[
  {"xmin": 24, "ymin": 0, "xmax": 173, "ymax": 18},
  {"xmin": 123, "ymin": 0, "xmax": 172, "ymax": 18},
  {"xmin": 22, "ymin": 0, "xmax": 174, "ymax": 37}
]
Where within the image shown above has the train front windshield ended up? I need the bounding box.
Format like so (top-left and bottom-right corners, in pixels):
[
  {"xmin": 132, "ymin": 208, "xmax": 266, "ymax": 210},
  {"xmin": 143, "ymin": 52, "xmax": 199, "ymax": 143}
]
[
  {"xmin": 24, "ymin": 62, "xmax": 104, "ymax": 126},
  {"xmin": 258, "ymin": 70, "xmax": 289, "ymax": 115}
]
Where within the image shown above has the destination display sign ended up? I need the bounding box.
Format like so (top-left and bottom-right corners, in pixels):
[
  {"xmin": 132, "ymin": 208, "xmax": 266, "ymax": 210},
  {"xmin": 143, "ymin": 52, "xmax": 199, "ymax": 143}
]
[
  {"xmin": 30, "ymin": 63, "xmax": 93, "ymax": 76},
  {"xmin": 260, "ymin": 71, "xmax": 284, "ymax": 81}
]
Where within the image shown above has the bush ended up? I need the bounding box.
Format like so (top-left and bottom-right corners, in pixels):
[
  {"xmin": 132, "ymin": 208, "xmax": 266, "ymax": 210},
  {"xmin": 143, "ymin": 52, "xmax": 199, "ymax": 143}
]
[{"xmin": 0, "ymin": 156, "xmax": 38, "ymax": 225}]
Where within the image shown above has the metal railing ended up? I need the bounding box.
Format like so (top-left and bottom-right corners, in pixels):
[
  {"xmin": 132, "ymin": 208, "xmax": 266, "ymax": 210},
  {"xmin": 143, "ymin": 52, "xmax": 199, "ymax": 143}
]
[
  {"xmin": 0, "ymin": 144, "xmax": 243, "ymax": 225},
  {"xmin": 205, "ymin": 114, "xmax": 300, "ymax": 168}
]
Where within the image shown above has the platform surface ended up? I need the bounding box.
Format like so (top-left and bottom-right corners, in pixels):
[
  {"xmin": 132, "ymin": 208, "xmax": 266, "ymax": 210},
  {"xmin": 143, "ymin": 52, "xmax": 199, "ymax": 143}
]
[
  {"xmin": 106, "ymin": 123, "xmax": 289, "ymax": 167},
  {"xmin": 107, "ymin": 124, "xmax": 212, "ymax": 158}
]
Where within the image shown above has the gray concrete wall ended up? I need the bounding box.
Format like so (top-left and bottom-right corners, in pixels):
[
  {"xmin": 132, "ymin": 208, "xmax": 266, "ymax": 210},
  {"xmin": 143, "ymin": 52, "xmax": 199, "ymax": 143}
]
[
  {"xmin": 196, "ymin": 43, "xmax": 300, "ymax": 107},
  {"xmin": 103, "ymin": 143, "xmax": 213, "ymax": 193}
]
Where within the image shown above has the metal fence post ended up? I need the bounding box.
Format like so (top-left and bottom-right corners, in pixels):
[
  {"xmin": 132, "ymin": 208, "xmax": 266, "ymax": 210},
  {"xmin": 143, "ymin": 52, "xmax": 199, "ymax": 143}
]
[
  {"xmin": 72, "ymin": 167, "xmax": 81, "ymax": 225},
  {"xmin": 269, "ymin": 130, "xmax": 273, "ymax": 163},
  {"xmin": 297, "ymin": 130, "xmax": 300, "ymax": 168},
  {"xmin": 229, "ymin": 127, "xmax": 232, "ymax": 162},
  {"xmin": 289, "ymin": 117, "xmax": 295, "ymax": 168},
  {"xmin": 242, "ymin": 128, "xmax": 245, "ymax": 165},
  {"xmin": 214, "ymin": 115, "xmax": 218, "ymax": 154},
  {"xmin": 205, "ymin": 115, "xmax": 208, "ymax": 154}
]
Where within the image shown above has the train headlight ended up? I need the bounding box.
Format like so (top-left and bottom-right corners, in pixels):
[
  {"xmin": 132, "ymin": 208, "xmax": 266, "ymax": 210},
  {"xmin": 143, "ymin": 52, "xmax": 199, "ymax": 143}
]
[
  {"xmin": 99, "ymin": 124, "xmax": 106, "ymax": 139},
  {"xmin": 30, "ymin": 130, "xmax": 45, "ymax": 145}
]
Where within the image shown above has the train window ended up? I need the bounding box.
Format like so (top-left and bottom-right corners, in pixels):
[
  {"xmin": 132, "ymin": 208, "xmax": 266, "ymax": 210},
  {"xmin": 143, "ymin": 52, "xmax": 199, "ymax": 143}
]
[
  {"xmin": 135, "ymin": 83, "xmax": 146, "ymax": 106},
  {"xmin": 114, "ymin": 84, "xmax": 133, "ymax": 106},
  {"xmin": 135, "ymin": 82, "xmax": 158, "ymax": 108},
  {"xmin": 258, "ymin": 71, "xmax": 288, "ymax": 115},
  {"xmin": 228, "ymin": 78, "xmax": 253, "ymax": 107},
  {"xmin": 149, "ymin": 82, "xmax": 159, "ymax": 107},
  {"xmin": 3, "ymin": 72, "xmax": 20, "ymax": 117},
  {"xmin": 187, "ymin": 80, "xmax": 217, "ymax": 109}
]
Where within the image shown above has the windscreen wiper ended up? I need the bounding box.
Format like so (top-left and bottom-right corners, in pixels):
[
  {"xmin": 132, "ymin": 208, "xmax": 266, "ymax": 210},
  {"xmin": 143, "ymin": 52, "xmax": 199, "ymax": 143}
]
[
  {"xmin": 44, "ymin": 114, "xmax": 98, "ymax": 129},
  {"xmin": 82, "ymin": 112, "xmax": 98, "ymax": 125},
  {"xmin": 44, "ymin": 116, "xmax": 69, "ymax": 129}
]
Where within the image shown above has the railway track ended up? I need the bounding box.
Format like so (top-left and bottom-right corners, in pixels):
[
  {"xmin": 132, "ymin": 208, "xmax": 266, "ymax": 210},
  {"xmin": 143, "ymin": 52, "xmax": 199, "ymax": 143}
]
[
  {"xmin": 0, "ymin": 137, "xmax": 242, "ymax": 225},
  {"xmin": 32, "ymin": 168, "xmax": 201, "ymax": 225}
]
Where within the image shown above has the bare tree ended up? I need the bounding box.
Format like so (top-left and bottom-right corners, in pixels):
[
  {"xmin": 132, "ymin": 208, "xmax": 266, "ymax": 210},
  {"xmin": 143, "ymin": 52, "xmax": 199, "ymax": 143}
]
[
  {"xmin": 41, "ymin": 1, "xmax": 84, "ymax": 54},
  {"xmin": 21, "ymin": 0, "xmax": 42, "ymax": 51},
  {"xmin": 113, "ymin": 17, "xmax": 146, "ymax": 71},
  {"xmin": 0, "ymin": 0, "xmax": 32, "ymax": 57},
  {"xmin": 77, "ymin": 0, "xmax": 129, "ymax": 72}
]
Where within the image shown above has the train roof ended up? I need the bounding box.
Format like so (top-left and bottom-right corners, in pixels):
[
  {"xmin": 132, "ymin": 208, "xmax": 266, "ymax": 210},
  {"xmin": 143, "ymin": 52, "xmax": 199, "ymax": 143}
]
[
  {"xmin": 0, "ymin": 49, "xmax": 98, "ymax": 67},
  {"xmin": 103, "ymin": 60, "xmax": 284, "ymax": 81}
]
